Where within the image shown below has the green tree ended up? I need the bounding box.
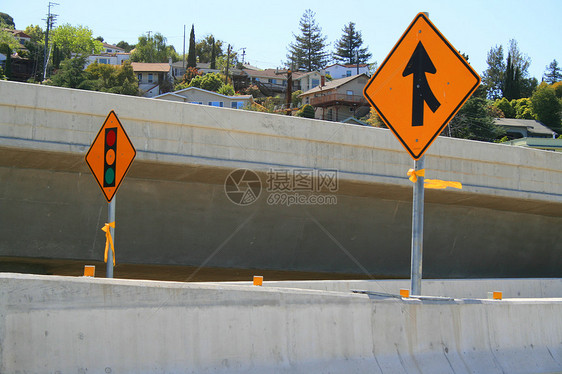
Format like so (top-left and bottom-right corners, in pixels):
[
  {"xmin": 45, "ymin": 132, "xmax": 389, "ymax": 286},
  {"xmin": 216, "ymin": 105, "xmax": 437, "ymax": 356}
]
[
  {"xmin": 23, "ymin": 25, "xmax": 45, "ymax": 81},
  {"xmin": 130, "ymin": 32, "xmax": 174, "ymax": 63},
  {"xmin": 286, "ymin": 9, "xmax": 329, "ymax": 71},
  {"xmin": 48, "ymin": 55, "xmax": 89, "ymax": 88},
  {"xmin": 217, "ymin": 84, "xmax": 234, "ymax": 96},
  {"xmin": 82, "ymin": 61, "xmax": 138, "ymax": 95},
  {"xmin": 530, "ymin": 83, "xmax": 562, "ymax": 131},
  {"xmin": 332, "ymin": 22, "xmax": 371, "ymax": 65},
  {"xmin": 543, "ymin": 59, "xmax": 562, "ymax": 84},
  {"xmin": 503, "ymin": 52, "xmax": 521, "ymax": 101},
  {"xmin": 0, "ymin": 12, "xmax": 15, "ymax": 28},
  {"xmin": 189, "ymin": 72, "xmax": 223, "ymax": 92},
  {"xmin": 187, "ymin": 25, "xmax": 197, "ymax": 68},
  {"xmin": 196, "ymin": 35, "xmax": 223, "ymax": 65},
  {"xmin": 296, "ymin": 104, "xmax": 315, "ymax": 118},
  {"xmin": 482, "ymin": 45, "xmax": 505, "ymax": 100},
  {"xmin": 116, "ymin": 40, "xmax": 135, "ymax": 53},
  {"xmin": 51, "ymin": 24, "xmax": 103, "ymax": 61},
  {"xmin": 513, "ymin": 98, "xmax": 534, "ymax": 119},
  {"xmin": 449, "ymin": 97, "xmax": 505, "ymax": 141},
  {"xmin": 552, "ymin": 81, "xmax": 562, "ymax": 99},
  {"xmin": 291, "ymin": 90, "xmax": 303, "ymax": 107},
  {"xmin": 493, "ymin": 97, "xmax": 515, "ymax": 118}
]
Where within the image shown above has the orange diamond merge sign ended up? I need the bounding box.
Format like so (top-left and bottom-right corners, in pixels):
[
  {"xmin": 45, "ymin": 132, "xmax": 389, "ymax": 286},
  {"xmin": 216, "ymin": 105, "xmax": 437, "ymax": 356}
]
[
  {"xmin": 364, "ymin": 13, "xmax": 480, "ymax": 159},
  {"xmin": 85, "ymin": 111, "xmax": 136, "ymax": 202}
]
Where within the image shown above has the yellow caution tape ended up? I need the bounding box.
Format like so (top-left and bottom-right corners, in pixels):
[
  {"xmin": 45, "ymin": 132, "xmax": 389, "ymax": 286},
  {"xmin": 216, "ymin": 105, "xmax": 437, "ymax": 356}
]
[
  {"xmin": 424, "ymin": 179, "xmax": 462, "ymax": 190},
  {"xmin": 407, "ymin": 169, "xmax": 462, "ymax": 190},
  {"xmin": 101, "ymin": 222, "xmax": 116, "ymax": 266}
]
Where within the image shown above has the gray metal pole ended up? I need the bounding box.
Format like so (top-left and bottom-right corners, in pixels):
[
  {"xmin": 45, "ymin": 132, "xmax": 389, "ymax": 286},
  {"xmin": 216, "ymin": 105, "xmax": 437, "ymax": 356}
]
[
  {"xmin": 410, "ymin": 155, "xmax": 425, "ymax": 295},
  {"xmin": 107, "ymin": 196, "xmax": 115, "ymax": 278}
]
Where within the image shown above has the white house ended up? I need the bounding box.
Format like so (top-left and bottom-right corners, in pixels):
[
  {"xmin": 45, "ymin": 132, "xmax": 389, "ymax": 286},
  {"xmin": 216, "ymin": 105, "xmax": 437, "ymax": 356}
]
[
  {"xmin": 325, "ymin": 63, "xmax": 370, "ymax": 79},
  {"xmin": 85, "ymin": 42, "xmax": 130, "ymax": 67},
  {"xmin": 155, "ymin": 86, "xmax": 253, "ymax": 109}
]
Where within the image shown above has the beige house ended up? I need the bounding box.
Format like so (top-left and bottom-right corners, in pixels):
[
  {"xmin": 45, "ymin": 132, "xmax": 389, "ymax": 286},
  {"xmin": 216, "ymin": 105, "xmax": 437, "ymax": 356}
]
[
  {"xmin": 299, "ymin": 74, "xmax": 370, "ymax": 122},
  {"xmin": 236, "ymin": 69, "xmax": 325, "ymax": 95},
  {"xmin": 131, "ymin": 62, "xmax": 172, "ymax": 98},
  {"xmin": 155, "ymin": 87, "xmax": 253, "ymax": 109}
]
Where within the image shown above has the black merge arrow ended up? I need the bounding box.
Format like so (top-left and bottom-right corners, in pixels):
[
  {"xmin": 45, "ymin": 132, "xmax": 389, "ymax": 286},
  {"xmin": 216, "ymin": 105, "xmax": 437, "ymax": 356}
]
[{"xmin": 402, "ymin": 41, "xmax": 441, "ymax": 126}]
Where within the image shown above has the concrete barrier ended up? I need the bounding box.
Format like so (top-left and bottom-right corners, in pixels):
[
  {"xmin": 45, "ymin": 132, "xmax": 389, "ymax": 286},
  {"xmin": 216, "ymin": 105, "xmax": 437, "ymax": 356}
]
[
  {"xmin": 246, "ymin": 278, "xmax": 562, "ymax": 298},
  {"xmin": 1, "ymin": 273, "xmax": 561, "ymax": 373}
]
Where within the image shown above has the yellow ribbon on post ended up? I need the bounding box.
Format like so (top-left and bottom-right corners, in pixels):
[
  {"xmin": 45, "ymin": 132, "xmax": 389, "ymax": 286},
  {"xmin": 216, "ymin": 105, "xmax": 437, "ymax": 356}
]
[
  {"xmin": 407, "ymin": 169, "xmax": 462, "ymax": 190},
  {"xmin": 407, "ymin": 168, "xmax": 425, "ymax": 183},
  {"xmin": 101, "ymin": 222, "xmax": 116, "ymax": 266}
]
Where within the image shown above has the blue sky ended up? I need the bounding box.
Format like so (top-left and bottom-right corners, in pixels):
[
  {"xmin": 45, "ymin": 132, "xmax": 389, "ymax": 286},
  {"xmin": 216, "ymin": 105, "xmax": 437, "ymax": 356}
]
[{"xmin": 3, "ymin": 0, "xmax": 561, "ymax": 81}]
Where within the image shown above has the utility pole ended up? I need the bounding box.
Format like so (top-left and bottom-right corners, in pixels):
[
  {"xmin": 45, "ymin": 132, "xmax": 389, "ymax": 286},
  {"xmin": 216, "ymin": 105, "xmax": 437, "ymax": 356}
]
[
  {"xmin": 224, "ymin": 44, "xmax": 231, "ymax": 85},
  {"xmin": 240, "ymin": 48, "xmax": 246, "ymax": 65},
  {"xmin": 42, "ymin": 2, "xmax": 58, "ymax": 81},
  {"xmin": 286, "ymin": 69, "xmax": 293, "ymax": 115}
]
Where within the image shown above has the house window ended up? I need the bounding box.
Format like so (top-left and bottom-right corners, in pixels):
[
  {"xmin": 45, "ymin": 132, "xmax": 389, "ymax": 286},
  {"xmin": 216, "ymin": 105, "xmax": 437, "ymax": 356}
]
[
  {"xmin": 189, "ymin": 101, "xmax": 203, "ymax": 105},
  {"xmin": 346, "ymin": 90, "xmax": 353, "ymax": 96},
  {"xmin": 254, "ymin": 77, "xmax": 260, "ymax": 82},
  {"xmin": 148, "ymin": 74, "xmax": 153, "ymax": 83},
  {"xmin": 311, "ymin": 79, "xmax": 319, "ymax": 88},
  {"xmin": 98, "ymin": 58, "xmax": 109, "ymax": 64},
  {"xmin": 231, "ymin": 101, "xmax": 244, "ymax": 109},
  {"xmin": 269, "ymin": 79, "xmax": 277, "ymax": 84},
  {"xmin": 208, "ymin": 101, "xmax": 224, "ymax": 107},
  {"xmin": 137, "ymin": 73, "xmax": 142, "ymax": 83},
  {"xmin": 346, "ymin": 70, "xmax": 352, "ymax": 77}
]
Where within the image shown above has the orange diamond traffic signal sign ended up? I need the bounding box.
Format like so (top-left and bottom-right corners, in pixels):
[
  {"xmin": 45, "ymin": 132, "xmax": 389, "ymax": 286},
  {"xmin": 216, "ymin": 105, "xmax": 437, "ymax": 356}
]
[
  {"xmin": 85, "ymin": 111, "xmax": 136, "ymax": 202},
  {"xmin": 364, "ymin": 13, "xmax": 480, "ymax": 160}
]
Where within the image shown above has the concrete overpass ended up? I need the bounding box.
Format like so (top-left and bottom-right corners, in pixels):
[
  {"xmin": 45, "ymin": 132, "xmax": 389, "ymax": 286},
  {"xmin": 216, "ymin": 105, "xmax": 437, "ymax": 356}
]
[{"xmin": 1, "ymin": 81, "xmax": 561, "ymax": 279}]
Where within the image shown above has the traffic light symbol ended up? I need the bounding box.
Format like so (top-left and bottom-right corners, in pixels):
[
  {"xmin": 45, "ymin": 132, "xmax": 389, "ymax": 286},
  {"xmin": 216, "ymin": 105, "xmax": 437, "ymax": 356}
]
[{"xmin": 104, "ymin": 127, "xmax": 117, "ymax": 187}]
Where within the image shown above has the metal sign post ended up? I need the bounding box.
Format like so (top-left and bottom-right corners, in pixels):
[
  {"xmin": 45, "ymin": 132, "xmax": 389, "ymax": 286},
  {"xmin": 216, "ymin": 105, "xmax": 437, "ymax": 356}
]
[
  {"xmin": 107, "ymin": 197, "xmax": 115, "ymax": 278},
  {"xmin": 410, "ymin": 156, "xmax": 425, "ymax": 295}
]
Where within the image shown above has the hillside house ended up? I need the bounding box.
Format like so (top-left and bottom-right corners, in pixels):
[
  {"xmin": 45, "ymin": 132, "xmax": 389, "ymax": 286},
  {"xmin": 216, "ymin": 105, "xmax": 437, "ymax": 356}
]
[
  {"xmin": 155, "ymin": 86, "xmax": 253, "ymax": 109},
  {"xmin": 299, "ymin": 74, "xmax": 370, "ymax": 122},
  {"xmin": 325, "ymin": 63, "xmax": 370, "ymax": 79},
  {"xmin": 131, "ymin": 62, "xmax": 172, "ymax": 97}
]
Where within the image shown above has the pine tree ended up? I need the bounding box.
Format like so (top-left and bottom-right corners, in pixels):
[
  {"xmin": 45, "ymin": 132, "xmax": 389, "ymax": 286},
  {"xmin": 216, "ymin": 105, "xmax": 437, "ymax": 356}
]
[
  {"xmin": 333, "ymin": 22, "xmax": 371, "ymax": 65},
  {"xmin": 503, "ymin": 52, "xmax": 522, "ymax": 101},
  {"xmin": 187, "ymin": 24, "xmax": 197, "ymax": 68},
  {"xmin": 286, "ymin": 9, "xmax": 329, "ymax": 71},
  {"xmin": 543, "ymin": 59, "xmax": 562, "ymax": 84},
  {"xmin": 210, "ymin": 37, "xmax": 216, "ymax": 70},
  {"xmin": 482, "ymin": 45, "xmax": 505, "ymax": 100}
]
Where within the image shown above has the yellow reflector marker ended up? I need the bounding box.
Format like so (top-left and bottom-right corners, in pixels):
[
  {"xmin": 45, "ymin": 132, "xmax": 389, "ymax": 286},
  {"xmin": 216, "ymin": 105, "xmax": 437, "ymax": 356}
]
[
  {"xmin": 399, "ymin": 289, "xmax": 410, "ymax": 298},
  {"xmin": 84, "ymin": 265, "xmax": 95, "ymax": 277},
  {"xmin": 253, "ymin": 276, "xmax": 263, "ymax": 286}
]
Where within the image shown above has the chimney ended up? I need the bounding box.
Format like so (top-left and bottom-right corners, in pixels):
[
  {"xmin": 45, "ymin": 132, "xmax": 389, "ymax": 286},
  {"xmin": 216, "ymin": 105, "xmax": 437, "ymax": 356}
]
[{"xmin": 320, "ymin": 75, "xmax": 325, "ymax": 87}]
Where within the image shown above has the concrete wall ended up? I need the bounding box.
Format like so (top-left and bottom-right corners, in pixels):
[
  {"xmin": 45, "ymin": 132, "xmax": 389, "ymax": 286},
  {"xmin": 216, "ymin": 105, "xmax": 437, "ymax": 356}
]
[
  {"xmin": 1, "ymin": 81, "xmax": 561, "ymax": 278},
  {"xmin": 1, "ymin": 274, "xmax": 561, "ymax": 374}
]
